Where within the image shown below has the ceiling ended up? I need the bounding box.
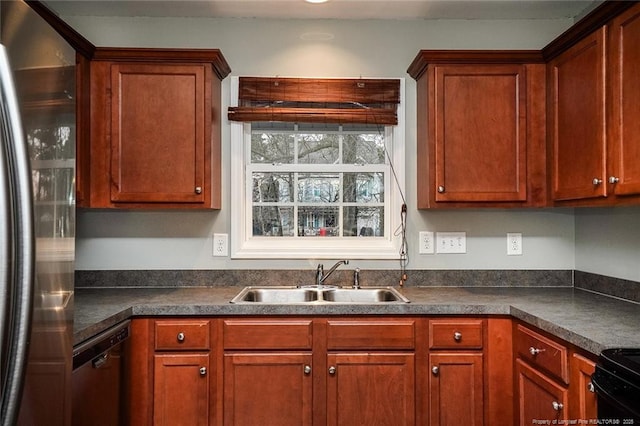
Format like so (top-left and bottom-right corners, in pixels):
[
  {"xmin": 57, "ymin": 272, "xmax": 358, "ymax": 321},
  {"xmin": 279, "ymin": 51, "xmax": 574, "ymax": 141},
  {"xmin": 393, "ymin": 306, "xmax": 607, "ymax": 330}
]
[{"xmin": 43, "ymin": 0, "xmax": 603, "ymax": 21}]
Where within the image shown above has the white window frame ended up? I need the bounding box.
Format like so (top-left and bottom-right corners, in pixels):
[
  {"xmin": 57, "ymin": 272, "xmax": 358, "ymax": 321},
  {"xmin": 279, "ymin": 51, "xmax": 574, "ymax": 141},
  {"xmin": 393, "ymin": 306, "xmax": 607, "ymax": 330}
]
[{"xmin": 229, "ymin": 76, "xmax": 405, "ymax": 259}]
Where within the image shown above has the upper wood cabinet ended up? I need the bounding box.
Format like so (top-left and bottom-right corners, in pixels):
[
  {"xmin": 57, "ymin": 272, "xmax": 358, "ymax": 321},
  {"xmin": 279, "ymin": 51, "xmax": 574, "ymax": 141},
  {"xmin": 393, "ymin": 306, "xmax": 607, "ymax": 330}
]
[
  {"xmin": 408, "ymin": 51, "xmax": 547, "ymax": 208},
  {"xmin": 547, "ymin": 2, "xmax": 640, "ymax": 205},
  {"xmin": 607, "ymin": 4, "xmax": 640, "ymax": 200},
  {"xmin": 77, "ymin": 48, "xmax": 230, "ymax": 209},
  {"xmin": 547, "ymin": 28, "xmax": 607, "ymax": 203}
]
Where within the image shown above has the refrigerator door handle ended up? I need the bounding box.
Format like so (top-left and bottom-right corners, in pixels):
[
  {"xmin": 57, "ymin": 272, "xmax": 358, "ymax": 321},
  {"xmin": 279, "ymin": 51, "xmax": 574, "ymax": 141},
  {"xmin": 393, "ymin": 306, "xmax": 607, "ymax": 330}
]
[{"xmin": 0, "ymin": 44, "xmax": 36, "ymax": 426}]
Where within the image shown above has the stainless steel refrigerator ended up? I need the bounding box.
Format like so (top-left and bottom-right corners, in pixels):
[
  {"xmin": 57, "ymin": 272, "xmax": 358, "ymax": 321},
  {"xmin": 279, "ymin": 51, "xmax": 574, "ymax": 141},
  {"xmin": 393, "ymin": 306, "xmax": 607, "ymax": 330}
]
[{"xmin": 1, "ymin": 1, "xmax": 75, "ymax": 425}]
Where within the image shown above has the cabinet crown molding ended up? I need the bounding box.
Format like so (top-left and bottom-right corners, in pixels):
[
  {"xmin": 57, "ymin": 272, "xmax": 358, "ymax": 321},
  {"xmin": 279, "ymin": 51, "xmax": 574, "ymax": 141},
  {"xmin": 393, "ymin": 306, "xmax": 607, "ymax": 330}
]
[
  {"xmin": 92, "ymin": 47, "xmax": 231, "ymax": 80},
  {"xmin": 407, "ymin": 50, "xmax": 544, "ymax": 80}
]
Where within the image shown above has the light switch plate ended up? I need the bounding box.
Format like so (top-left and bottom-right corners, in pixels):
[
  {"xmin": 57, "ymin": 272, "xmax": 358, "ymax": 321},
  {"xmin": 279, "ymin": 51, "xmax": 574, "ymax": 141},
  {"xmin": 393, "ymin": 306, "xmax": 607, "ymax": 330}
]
[{"xmin": 436, "ymin": 232, "xmax": 466, "ymax": 254}]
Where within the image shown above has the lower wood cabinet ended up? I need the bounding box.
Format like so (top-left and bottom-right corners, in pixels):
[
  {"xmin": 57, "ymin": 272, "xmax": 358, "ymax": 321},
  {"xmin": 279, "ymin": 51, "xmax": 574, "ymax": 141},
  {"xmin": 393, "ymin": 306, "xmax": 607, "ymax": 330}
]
[
  {"xmin": 569, "ymin": 354, "xmax": 597, "ymax": 422},
  {"xmin": 127, "ymin": 319, "xmax": 216, "ymax": 426},
  {"xmin": 516, "ymin": 358, "xmax": 569, "ymax": 425},
  {"xmin": 326, "ymin": 353, "xmax": 415, "ymax": 426},
  {"xmin": 154, "ymin": 353, "xmax": 210, "ymax": 426},
  {"xmin": 223, "ymin": 353, "xmax": 313, "ymax": 426},
  {"xmin": 126, "ymin": 316, "xmax": 595, "ymax": 426},
  {"xmin": 429, "ymin": 352, "xmax": 484, "ymax": 426},
  {"xmin": 514, "ymin": 322, "xmax": 598, "ymax": 426},
  {"xmin": 428, "ymin": 318, "xmax": 486, "ymax": 426},
  {"xmin": 221, "ymin": 317, "xmax": 419, "ymax": 426}
]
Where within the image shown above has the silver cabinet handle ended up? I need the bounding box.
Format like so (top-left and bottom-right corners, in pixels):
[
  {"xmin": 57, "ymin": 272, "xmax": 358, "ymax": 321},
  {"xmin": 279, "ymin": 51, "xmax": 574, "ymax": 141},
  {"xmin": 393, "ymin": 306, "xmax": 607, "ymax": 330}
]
[
  {"xmin": 609, "ymin": 176, "xmax": 620, "ymax": 184},
  {"xmin": 177, "ymin": 332, "xmax": 185, "ymax": 342},
  {"xmin": 304, "ymin": 365, "xmax": 311, "ymax": 375},
  {"xmin": 432, "ymin": 366, "xmax": 439, "ymax": 375},
  {"xmin": 437, "ymin": 186, "xmax": 445, "ymax": 193},
  {"xmin": 587, "ymin": 382, "xmax": 595, "ymax": 393},
  {"xmin": 592, "ymin": 178, "xmax": 603, "ymax": 185},
  {"xmin": 199, "ymin": 367, "xmax": 207, "ymax": 376},
  {"xmin": 453, "ymin": 332, "xmax": 462, "ymax": 341},
  {"xmin": 552, "ymin": 401, "xmax": 563, "ymax": 411},
  {"xmin": 195, "ymin": 186, "xmax": 202, "ymax": 194},
  {"xmin": 328, "ymin": 366, "xmax": 336, "ymax": 375},
  {"xmin": 529, "ymin": 347, "xmax": 545, "ymax": 356}
]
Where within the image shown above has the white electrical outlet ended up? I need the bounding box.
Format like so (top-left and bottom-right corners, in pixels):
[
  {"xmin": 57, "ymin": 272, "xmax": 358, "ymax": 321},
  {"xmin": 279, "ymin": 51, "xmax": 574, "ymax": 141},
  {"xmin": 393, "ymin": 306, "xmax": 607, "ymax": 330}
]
[
  {"xmin": 436, "ymin": 232, "xmax": 466, "ymax": 254},
  {"xmin": 419, "ymin": 231, "xmax": 435, "ymax": 254},
  {"xmin": 507, "ymin": 233, "xmax": 522, "ymax": 256},
  {"xmin": 213, "ymin": 233, "xmax": 228, "ymax": 257}
]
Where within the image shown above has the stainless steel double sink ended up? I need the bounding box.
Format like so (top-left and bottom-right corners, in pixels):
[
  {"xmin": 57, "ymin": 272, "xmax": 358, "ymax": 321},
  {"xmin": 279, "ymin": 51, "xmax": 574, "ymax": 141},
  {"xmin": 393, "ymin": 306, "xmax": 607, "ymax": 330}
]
[{"xmin": 230, "ymin": 286, "xmax": 410, "ymax": 304}]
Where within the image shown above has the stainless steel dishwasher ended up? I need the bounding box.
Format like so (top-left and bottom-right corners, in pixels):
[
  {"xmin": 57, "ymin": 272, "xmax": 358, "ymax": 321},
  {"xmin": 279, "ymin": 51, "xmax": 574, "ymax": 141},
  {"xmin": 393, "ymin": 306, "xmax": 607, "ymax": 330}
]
[{"xmin": 72, "ymin": 320, "xmax": 130, "ymax": 426}]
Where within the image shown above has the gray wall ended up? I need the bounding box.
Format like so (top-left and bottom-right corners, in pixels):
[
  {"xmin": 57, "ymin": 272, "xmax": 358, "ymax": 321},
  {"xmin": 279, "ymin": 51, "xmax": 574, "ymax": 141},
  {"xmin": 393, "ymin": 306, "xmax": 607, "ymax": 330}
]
[
  {"xmin": 64, "ymin": 14, "xmax": 637, "ymax": 281},
  {"xmin": 575, "ymin": 207, "xmax": 640, "ymax": 282}
]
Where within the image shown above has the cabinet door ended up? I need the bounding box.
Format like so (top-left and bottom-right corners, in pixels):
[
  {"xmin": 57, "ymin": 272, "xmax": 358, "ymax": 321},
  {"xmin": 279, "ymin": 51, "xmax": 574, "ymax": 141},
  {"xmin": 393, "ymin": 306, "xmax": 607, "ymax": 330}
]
[
  {"xmin": 609, "ymin": 4, "xmax": 640, "ymax": 197},
  {"xmin": 569, "ymin": 354, "xmax": 597, "ymax": 422},
  {"xmin": 549, "ymin": 28, "xmax": 607, "ymax": 201},
  {"xmin": 223, "ymin": 352, "xmax": 313, "ymax": 426},
  {"xmin": 326, "ymin": 353, "xmax": 415, "ymax": 426},
  {"xmin": 432, "ymin": 64, "xmax": 527, "ymax": 202},
  {"xmin": 154, "ymin": 353, "xmax": 210, "ymax": 426},
  {"xmin": 516, "ymin": 359, "xmax": 569, "ymax": 426},
  {"xmin": 429, "ymin": 352, "xmax": 484, "ymax": 426},
  {"xmin": 110, "ymin": 63, "xmax": 208, "ymax": 204}
]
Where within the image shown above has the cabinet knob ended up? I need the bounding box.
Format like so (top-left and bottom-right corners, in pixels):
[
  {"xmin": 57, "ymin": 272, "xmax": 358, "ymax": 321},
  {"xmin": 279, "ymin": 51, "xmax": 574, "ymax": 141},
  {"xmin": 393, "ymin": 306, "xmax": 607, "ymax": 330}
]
[
  {"xmin": 177, "ymin": 332, "xmax": 185, "ymax": 342},
  {"xmin": 437, "ymin": 186, "xmax": 445, "ymax": 193},
  {"xmin": 529, "ymin": 347, "xmax": 545, "ymax": 356},
  {"xmin": 199, "ymin": 367, "xmax": 207, "ymax": 376},
  {"xmin": 587, "ymin": 382, "xmax": 595, "ymax": 393},
  {"xmin": 432, "ymin": 366, "xmax": 439, "ymax": 376},
  {"xmin": 328, "ymin": 366, "xmax": 336, "ymax": 375},
  {"xmin": 195, "ymin": 186, "xmax": 202, "ymax": 194},
  {"xmin": 551, "ymin": 401, "xmax": 564, "ymax": 411},
  {"xmin": 592, "ymin": 178, "xmax": 603, "ymax": 185},
  {"xmin": 453, "ymin": 331, "xmax": 462, "ymax": 341},
  {"xmin": 304, "ymin": 365, "xmax": 311, "ymax": 375},
  {"xmin": 608, "ymin": 176, "xmax": 620, "ymax": 184}
]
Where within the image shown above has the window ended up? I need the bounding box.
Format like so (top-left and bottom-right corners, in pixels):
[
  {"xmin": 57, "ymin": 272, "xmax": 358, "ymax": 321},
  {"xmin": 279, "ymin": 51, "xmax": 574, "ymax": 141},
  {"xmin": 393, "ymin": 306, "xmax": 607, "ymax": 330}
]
[{"xmin": 229, "ymin": 77, "xmax": 405, "ymax": 259}]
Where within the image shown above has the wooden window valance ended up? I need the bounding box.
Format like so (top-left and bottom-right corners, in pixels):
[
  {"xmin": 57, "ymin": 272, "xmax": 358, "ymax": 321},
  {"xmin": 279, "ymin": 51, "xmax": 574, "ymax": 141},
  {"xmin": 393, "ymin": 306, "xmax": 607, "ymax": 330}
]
[{"xmin": 228, "ymin": 77, "xmax": 400, "ymax": 125}]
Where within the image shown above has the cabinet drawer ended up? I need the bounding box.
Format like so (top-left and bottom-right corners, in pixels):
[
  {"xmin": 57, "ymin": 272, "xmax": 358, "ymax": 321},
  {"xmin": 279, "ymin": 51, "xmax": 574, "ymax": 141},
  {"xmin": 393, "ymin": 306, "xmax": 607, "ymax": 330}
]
[
  {"xmin": 429, "ymin": 319, "xmax": 484, "ymax": 350},
  {"xmin": 515, "ymin": 324, "xmax": 568, "ymax": 384},
  {"xmin": 327, "ymin": 319, "xmax": 415, "ymax": 350},
  {"xmin": 155, "ymin": 320, "xmax": 210, "ymax": 351},
  {"xmin": 223, "ymin": 319, "xmax": 313, "ymax": 350}
]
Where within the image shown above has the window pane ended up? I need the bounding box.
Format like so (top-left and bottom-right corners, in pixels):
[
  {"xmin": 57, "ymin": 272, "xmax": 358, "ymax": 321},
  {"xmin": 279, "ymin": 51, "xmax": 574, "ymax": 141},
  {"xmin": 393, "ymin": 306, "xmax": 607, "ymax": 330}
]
[
  {"xmin": 297, "ymin": 173, "xmax": 340, "ymax": 203},
  {"xmin": 298, "ymin": 133, "xmax": 339, "ymax": 164},
  {"xmin": 253, "ymin": 206, "xmax": 294, "ymax": 236},
  {"xmin": 344, "ymin": 206, "xmax": 384, "ymax": 237},
  {"xmin": 298, "ymin": 206, "xmax": 339, "ymax": 237},
  {"xmin": 251, "ymin": 131, "xmax": 294, "ymax": 164},
  {"xmin": 252, "ymin": 172, "xmax": 294, "ymax": 202},
  {"xmin": 343, "ymin": 172, "xmax": 384, "ymax": 203},
  {"xmin": 343, "ymin": 133, "xmax": 385, "ymax": 165}
]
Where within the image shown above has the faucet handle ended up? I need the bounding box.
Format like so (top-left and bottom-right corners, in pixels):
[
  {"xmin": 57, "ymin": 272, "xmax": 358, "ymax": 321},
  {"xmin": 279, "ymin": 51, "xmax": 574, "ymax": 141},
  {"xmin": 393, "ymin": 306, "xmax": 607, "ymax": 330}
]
[{"xmin": 353, "ymin": 268, "xmax": 361, "ymax": 289}]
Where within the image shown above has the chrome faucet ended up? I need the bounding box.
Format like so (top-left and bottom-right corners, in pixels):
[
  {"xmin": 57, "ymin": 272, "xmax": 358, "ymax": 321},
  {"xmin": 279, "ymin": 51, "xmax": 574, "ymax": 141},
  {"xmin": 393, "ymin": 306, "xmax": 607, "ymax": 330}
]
[{"xmin": 315, "ymin": 260, "xmax": 349, "ymax": 287}]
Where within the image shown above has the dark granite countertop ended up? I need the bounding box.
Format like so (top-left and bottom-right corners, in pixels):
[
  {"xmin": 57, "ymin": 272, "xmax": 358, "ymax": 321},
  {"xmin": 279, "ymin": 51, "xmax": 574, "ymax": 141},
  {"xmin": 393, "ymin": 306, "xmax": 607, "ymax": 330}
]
[{"xmin": 73, "ymin": 286, "xmax": 640, "ymax": 355}]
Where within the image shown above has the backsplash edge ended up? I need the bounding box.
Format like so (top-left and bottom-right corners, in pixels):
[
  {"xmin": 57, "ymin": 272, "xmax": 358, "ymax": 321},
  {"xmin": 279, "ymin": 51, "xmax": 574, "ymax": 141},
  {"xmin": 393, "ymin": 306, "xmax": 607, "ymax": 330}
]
[{"xmin": 75, "ymin": 269, "xmax": 574, "ymax": 289}]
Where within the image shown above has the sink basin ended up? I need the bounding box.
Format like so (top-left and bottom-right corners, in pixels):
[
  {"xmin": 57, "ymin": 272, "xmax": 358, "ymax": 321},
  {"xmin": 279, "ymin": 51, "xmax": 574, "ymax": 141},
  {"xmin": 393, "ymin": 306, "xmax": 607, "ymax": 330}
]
[
  {"xmin": 231, "ymin": 287, "xmax": 320, "ymax": 303},
  {"xmin": 322, "ymin": 288, "xmax": 409, "ymax": 303},
  {"xmin": 230, "ymin": 286, "xmax": 409, "ymax": 304}
]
